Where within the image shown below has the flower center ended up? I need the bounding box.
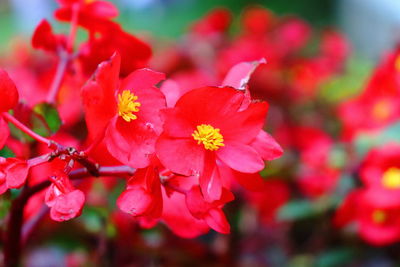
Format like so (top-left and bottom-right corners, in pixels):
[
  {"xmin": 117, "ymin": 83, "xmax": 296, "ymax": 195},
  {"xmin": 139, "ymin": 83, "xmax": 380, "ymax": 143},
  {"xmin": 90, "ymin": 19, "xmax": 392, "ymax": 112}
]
[
  {"xmin": 117, "ymin": 90, "xmax": 141, "ymax": 122},
  {"xmin": 192, "ymin": 124, "xmax": 224, "ymax": 151},
  {"xmin": 372, "ymin": 210, "xmax": 386, "ymax": 224},
  {"xmin": 382, "ymin": 167, "xmax": 400, "ymax": 189},
  {"xmin": 372, "ymin": 100, "xmax": 391, "ymax": 121}
]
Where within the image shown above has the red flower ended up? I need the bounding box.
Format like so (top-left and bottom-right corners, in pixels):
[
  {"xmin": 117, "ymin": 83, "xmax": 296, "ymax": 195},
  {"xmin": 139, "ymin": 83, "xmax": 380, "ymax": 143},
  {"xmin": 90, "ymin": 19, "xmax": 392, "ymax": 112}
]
[
  {"xmin": 241, "ymin": 7, "xmax": 274, "ymax": 36},
  {"xmin": 338, "ymin": 49, "xmax": 400, "ymax": 140},
  {"xmin": 54, "ymin": 0, "xmax": 151, "ymax": 76},
  {"xmin": 0, "ymin": 157, "xmax": 29, "ymax": 194},
  {"xmin": 78, "ymin": 21, "xmax": 152, "ymax": 77},
  {"xmin": 32, "ymin": 19, "xmax": 67, "ymax": 52},
  {"xmin": 335, "ymin": 189, "xmax": 400, "ymax": 246},
  {"xmin": 335, "ymin": 144, "xmax": 400, "ymax": 245},
  {"xmin": 82, "ymin": 53, "xmax": 166, "ymax": 168},
  {"xmin": 190, "ymin": 8, "xmax": 232, "ymax": 37},
  {"xmin": 156, "ymin": 86, "xmax": 273, "ymax": 200},
  {"xmin": 360, "ymin": 143, "xmax": 400, "ymax": 191},
  {"xmin": 291, "ymin": 126, "xmax": 340, "ymax": 198},
  {"xmin": 55, "ymin": 0, "xmax": 119, "ymax": 30},
  {"xmin": 117, "ymin": 165, "xmax": 162, "ymax": 222},
  {"xmin": 45, "ymin": 171, "xmax": 85, "ymax": 222}
]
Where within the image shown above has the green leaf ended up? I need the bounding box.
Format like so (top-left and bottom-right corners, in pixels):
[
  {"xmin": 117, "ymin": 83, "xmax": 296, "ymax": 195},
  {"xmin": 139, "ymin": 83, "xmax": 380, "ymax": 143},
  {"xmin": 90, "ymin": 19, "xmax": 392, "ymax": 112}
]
[
  {"xmin": 0, "ymin": 146, "xmax": 15, "ymax": 158},
  {"xmin": 278, "ymin": 196, "xmax": 336, "ymax": 221},
  {"xmin": 0, "ymin": 196, "xmax": 11, "ymax": 219},
  {"xmin": 319, "ymin": 58, "xmax": 373, "ymax": 103},
  {"xmin": 315, "ymin": 248, "xmax": 355, "ymax": 267},
  {"xmin": 33, "ymin": 102, "xmax": 62, "ymax": 134},
  {"xmin": 278, "ymin": 200, "xmax": 315, "ymax": 221},
  {"xmin": 354, "ymin": 120, "xmax": 400, "ymax": 157}
]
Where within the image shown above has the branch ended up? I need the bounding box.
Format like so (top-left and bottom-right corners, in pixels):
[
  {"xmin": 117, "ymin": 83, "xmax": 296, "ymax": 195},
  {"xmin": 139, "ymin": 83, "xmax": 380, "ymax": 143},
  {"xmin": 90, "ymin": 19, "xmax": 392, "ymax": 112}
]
[{"xmin": 2, "ymin": 112, "xmax": 59, "ymax": 149}]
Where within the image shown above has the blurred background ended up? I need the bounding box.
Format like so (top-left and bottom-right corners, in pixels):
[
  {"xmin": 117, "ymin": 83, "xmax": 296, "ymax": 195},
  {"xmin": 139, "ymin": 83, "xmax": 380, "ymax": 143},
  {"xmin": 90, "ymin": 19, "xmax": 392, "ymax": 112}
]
[{"xmin": 1, "ymin": 0, "xmax": 400, "ymax": 61}]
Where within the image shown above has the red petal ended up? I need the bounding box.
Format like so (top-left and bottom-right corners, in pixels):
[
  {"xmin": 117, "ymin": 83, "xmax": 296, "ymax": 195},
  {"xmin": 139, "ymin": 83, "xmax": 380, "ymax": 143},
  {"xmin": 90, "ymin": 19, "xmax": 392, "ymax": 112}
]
[
  {"xmin": 31, "ymin": 19, "xmax": 60, "ymax": 52},
  {"xmin": 174, "ymin": 86, "xmax": 244, "ymax": 127},
  {"xmin": 0, "ymin": 118, "xmax": 9, "ymax": 150},
  {"xmin": 0, "ymin": 69, "xmax": 19, "ymax": 112},
  {"xmin": 161, "ymin": 109, "xmax": 195, "ymax": 138},
  {"xmin": 250, "ymin": 130, "xmax": 283, "ymax": 161},
  {"xmin": 105, "ymin": 117, "xmax": 158, "ymax": 168},
  {"xmin": 161, "ymin": 189, "xmax": 209, "ymax": 238},
  {"xmin": 217, "ymin": 142, "xmax": 264, "ymax": 173},
  {"xmin": 81, "ymin": 53, "xmax": 120, "ymax": 139},
  {"xmin": 120, "ymin": 68, "xmax": 165, "ymax": 93},
  {"xmin": 120, "ymin": 68, "xmax": 166, "ymax": 133},
  {"xmin": 50, "ymin": 190, "xmax": 85, "ymax": 222},
  {"xmin": 160, "ymin": 79, "xmax": 182, "ymax": 107},
  {"xmin": 185, "ymin": 186, "xmax": 211, "ymax": 218},
  {"xmin": 220, "ymin": 101, "xmax": 268, "ymax": 144},
  {"xmin": 360, "ymin": 221, "xmax": 400, "ymax": 246},
  {"xmin": 204, "ymin": 209, "xmax": 230, "ymax": 234},
  {"xmin": 200, "ymin": 155, "xmax": 222, "ymax": 201},
  {"xmin": 117, "ymin": 187, "xmax": 153, "ymax": 217},
  {"xmin": 156, "ymin": 134, "xmax": 205, "ymax": 176},
  {"xmin": 5, "ymin": 158, "xmax": 29, "ymax": 189},
  {"xmin": 0, "ymin": 169, "xmax": 7, "ymax": 195},
  {"xmin": 85, "ymin": 1, "xmax": 119, "ymax": 18},
  {"xmin": 222, "ymin": 59, "xmax": 266, "ymax": 90}
]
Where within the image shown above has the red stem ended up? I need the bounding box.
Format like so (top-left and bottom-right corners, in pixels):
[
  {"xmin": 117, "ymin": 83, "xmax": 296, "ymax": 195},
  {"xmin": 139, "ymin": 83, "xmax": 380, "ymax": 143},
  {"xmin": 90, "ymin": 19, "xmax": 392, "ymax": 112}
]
[
  {"xmin": 46, "ymin": 2, "xmax": 79, "ymax": 104},
  {"xmin": 46, "ymin": 51, "xmax": 69, "ymax": 104},
  {"xmin": 67, "ymin": 3, "xmax": 80, "ymax": 53},
  {"xmin": 2, "ymin": 112, "xmax": 57, "ymax": 149}
]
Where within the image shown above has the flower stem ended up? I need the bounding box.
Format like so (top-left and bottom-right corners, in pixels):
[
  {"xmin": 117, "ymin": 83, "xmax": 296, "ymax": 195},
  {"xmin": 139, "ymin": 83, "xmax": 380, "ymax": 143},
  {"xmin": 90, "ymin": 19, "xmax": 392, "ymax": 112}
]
[
  {"xmin": 2, "ymin": 112, "xmax": 57, "ymax": 149},
  {"xmin": 67, "ymin": 3, "xmax": 80, "ymax": 53},
  {"xmin": 46, "ymin": 51, "xmax": 69, "ymax": 104}
]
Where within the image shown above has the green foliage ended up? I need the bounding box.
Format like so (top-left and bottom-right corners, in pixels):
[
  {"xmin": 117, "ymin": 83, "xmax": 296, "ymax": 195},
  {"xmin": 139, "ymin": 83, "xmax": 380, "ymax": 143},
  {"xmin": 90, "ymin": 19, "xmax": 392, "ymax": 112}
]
[
  {"xmin": 0, "ymin": 146, "xmax": 15, "ymax": 158},
  {"xmin": 354, "ymin": 120, "xmax": 400, "ymax": 157},
  {"xmin": 320, "ymin": 58, "xmax": 373, "ymax": 103},
  {"xmin": 33, "ymin": 102, "xmax": 62, "ymax": 134},
  {"xmin": 315, "ymin": 248, "xmax": 356, "ymax": 267}
]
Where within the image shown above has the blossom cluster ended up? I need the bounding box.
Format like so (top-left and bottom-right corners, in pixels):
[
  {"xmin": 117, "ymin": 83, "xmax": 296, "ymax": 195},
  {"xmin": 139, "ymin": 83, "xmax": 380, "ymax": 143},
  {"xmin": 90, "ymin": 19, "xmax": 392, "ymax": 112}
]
[
  {"xmin": 0, "ymin": 0, "xmax": 284, "ymax": 239},
  {"xmin": 2, "ymin": 2, "xmax": 400, "ymax": 265}
]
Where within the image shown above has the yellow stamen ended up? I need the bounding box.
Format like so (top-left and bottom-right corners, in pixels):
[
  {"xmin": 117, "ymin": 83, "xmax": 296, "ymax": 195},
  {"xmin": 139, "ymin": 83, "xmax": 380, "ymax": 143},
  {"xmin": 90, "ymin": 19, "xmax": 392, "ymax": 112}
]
[
  {"xmin": 372, "ymin": 210, "xmax": 386, "ymax": 224},
  {"xmin": 192, "ymin": 124, "xmax": 224, "ymax": 151},
  {"xmin": 372, "ymin": 100, "xmax": 391, "ymax": 121},
  {"xmin": 117, "ymin": 90, "xmax": 141, "ymax": 122},
  {"xmin": 382, "ymin": 167, "xmax": 400, "ymax": 189}
]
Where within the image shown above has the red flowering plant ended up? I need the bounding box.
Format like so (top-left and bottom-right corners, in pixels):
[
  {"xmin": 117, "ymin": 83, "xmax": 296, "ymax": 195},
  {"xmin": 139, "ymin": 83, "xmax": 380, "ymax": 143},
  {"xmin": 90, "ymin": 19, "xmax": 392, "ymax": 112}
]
[
  {"xmin": 4, "ymin": 1, "xmax": 400, "ymax": 266},
  {"xmin": 335, "ymin": 144, "xmax": 400, "ymax": 245},
  {"xmin": 0, "ymin": 2, "xmax": 290, "ymax": 266}
]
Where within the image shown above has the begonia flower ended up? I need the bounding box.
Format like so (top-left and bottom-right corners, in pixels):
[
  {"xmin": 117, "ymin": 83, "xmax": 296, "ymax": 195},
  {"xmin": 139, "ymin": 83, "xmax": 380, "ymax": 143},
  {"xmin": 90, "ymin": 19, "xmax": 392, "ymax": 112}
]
[
  {"xmin": 82, "ymin": 52, "xmax": 166, "ymax": 168},
  {"xmin": 45, "ymin": 171, "xmax": 85, "ymax": 222}
]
